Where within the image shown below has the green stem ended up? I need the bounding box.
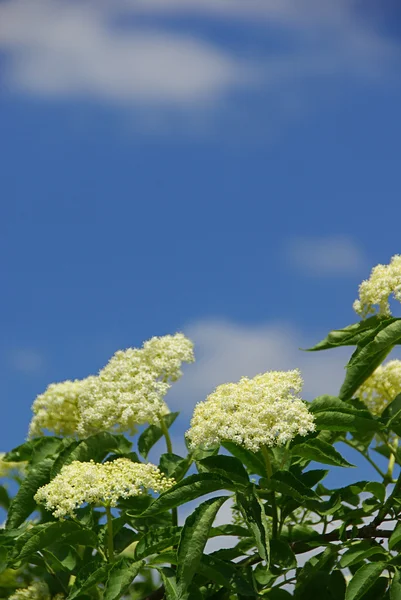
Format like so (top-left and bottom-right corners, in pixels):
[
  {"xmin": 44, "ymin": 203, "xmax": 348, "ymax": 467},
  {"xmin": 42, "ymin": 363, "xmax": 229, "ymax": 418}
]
[
  {"xmin": 261, "ymin": 446, "xmax": 278, "ymax": 539},
  {"xmin": 159, "ymin": 417, "xmax": 177, "ymax": 528},
  {"xmin": 160, "ymin": 417, "xmax": 173, "ymax": 454},
  {"xmin": 343, "ymin": 439, "xmax": 387, "ymax": 479},
  {"xmin": 387, "ymin": 436, "xmax": 399, "ymax": 479},
  {"xmin": 105, "ymin": 504, "xmax": 114, "ymax": 562}
]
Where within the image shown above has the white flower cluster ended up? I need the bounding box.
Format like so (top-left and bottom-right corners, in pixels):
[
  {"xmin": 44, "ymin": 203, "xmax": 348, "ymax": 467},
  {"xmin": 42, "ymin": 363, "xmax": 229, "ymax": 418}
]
[
  {"xmin": 28, "ymin": 333, "xmax": 194, "ymax": 438},
  {"xmin": 28, "ymin": 379, "xmax": 93, "ymax": 438},
  {"xmin": 34, "ymin": 458, "xmax": 175, "ymax": 518},
  {"xmin": 353, "ymin": 255, "xmax": 401, "ymax": 318},
  {"xmin": 358, "ymin": 360, "xmax": 401, "ymax": 415},
  {"xmin": 186, "ymin": 369, "xmax": 315, "ymax": 452},
  {"xmin": 9, "ymin": 583, "xmax": 51, "ymax": 600}
]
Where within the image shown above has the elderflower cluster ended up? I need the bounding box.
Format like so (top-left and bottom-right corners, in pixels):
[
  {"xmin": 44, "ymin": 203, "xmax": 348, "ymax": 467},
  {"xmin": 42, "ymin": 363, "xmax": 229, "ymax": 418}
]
[
  {"xmin": 358, "ymin": 360, "xmax": 401, "ymax": 415},
  {"xmin": 34, "ymin": 458, "xmax": 175, "ymax": 518},
  {"xmin": 77, "ymin": 333, "xmax": 194, "ymax": 436},
  {"xmin": 29, "ymin": 378, "xmax": 94, "ymax": 438},
  {"xmin": 353, "ymin": 255, "xmax": 401, "ymax": 318},
  {"xmin": 186, "ymin": 369, "xmax": 315, "ymax": 452},
  {"xmin": 28, "ymin": 333, "xmax": 194, "ymax": 438},
  {"xmin": 9, "ymin": 583, "xmax": 51, "ymax": 600}
]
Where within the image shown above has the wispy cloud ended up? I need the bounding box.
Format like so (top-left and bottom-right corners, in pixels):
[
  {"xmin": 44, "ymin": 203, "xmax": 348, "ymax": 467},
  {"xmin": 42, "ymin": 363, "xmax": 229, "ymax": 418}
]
[
  {"xmin": 284, "ymin": 235, "xmax": 367, "ymax": 276},
  {"xmin": 8, "ymin": 349, "xmax": 46, "ymax": 375},
  {"xmin": 0, "ymin": 0, "xmax": 254, "ymax": 106},
  {"xmin": 168, "ymin": 318, "xmax": 351, "ymax": 414},
  {"xmin": 0, "ymin": 0, "xmax": 398, "ymax": 114}
]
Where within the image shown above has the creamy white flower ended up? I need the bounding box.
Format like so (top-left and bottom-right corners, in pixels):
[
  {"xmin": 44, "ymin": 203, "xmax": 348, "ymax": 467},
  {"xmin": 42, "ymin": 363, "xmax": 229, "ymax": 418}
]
[
  {"xmin": 186, "ymin": 369, "xmax": 315, "ymax": 452},
  {"xmin": 9, "ymin": 583, "xmax": 51, "ymax": 600},
  {"xmin": 353, "ymin": 255, "xmax": 401, "ymax": 318},
  {"xmin": 78, "ymin": 333, "xmax": 194, "ymax": 435},
  {"xmin": 358, "ymin": 360, "xmax": 401, "ymax": 415},
  {"xmin": 28, "ymin": 334, "xmax": 194, "ymax": 438},
  {"xmin": 34, "ymin": 458, "xmax": 174, "ymax": 518},
  {"xmin": 28, "ymin": 378, "xmax": 95, "ymax": 438}
]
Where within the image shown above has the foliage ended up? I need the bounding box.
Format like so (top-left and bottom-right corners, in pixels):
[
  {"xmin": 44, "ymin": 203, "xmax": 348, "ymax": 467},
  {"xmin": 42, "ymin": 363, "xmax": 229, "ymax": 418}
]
[{"xmin": 2, "ymin": 259, "xmax": 401, "ymax": 599}]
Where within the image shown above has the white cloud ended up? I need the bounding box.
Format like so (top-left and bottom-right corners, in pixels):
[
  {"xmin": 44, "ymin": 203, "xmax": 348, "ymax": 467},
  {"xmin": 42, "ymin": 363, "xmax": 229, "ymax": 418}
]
[
  {"xmin": 284, "ymin": 236, "xmax": 366, "ymax": 276},
  {"xmin": 0, "ymin": 0, "xmax": 398, "ymax": 114},
  {"xmin": 168, "ymin": 318, "xmax": 350, "ymax": 414},
  {"xmin": 9, "ymin": 349, "xmax": 46, "ymax": 374},
  {"xmin": 0, "ymin": 0, "xmax": 253, "ymax": 106}
]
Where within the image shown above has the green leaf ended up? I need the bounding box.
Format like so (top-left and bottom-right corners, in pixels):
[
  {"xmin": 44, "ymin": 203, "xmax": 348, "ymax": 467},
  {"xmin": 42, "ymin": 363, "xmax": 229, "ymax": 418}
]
[
  {"xmin": 51, "ymin": 432, "xmax": 131, "ymax": 477},
  {"xmin": 0, "ymin": 486, "xmax": 10, "ymax": 510},
  {"xmin": 222, "ymin": 442, "xmax": 266, "ymax": 477},
  {"xmin": 305, "ymin": 317, "xmax": 390, "ymax": 351},
  {"xmin": 177, "ymin": 496, "xmax": 228, "ymax": 598},
  {"xmin": 138, "ymin": 473, "xmax": 235, "ymax": 518},
  {"xmin": 292, "ymin": 438, "xmax": 355, "ymax": 467},
  {"xmin": 389, "ymin": 523, "xmax": 401, "ymax": 550},
  {"xmin": 264, "ymin": 591, "xmax": 293, "ymax": 600},
  {"xmin": 364, "ymin": 482, "xmax": 386, "ymax": 503},
  {"xmin": 390, "ymin": 568, "xmax": 401, "ymax": 600},
  {"xmin": 269, "ymin": 539, "xmax": 296, "ymax": 568},
  {"xmin": 340, "ymin": 542, "xmax": 387, "ymax": 568},
  {"xmin": 236, "ymin": 486, "xmax": 269, "ymax": 564},
  {"xmin": 159, "ymin": 454, "xmax": 189, "ymax": 479},
  {"xmin": 197, "ymin": 454, "xmax": 249, "ymax": 486},
  {"xmin": 158, "ymin": 567, "xmax": 179, "ymax": 600},
  {"xmin": 16, "ymin": 521, "xmax": 97, "ymax": 561},
  {"xmin": 210, "ymin": 524, "xmax": 250, "ymax": 538},
  {"xmin": 309, "ymin": 397, "xmax": 380, "ymax": 433},
  {"xmin": 103, "ymin": 558, "xmax": 143, "ymax": 600},
  {"xmin": 199, "ymin": 554, "xmax": 257, "ymax": 596},
  {"xmin": 68, "ymin": 560, "xmax": 111, "ymax": 600},
  {"xmin": 5, "ymin": 437, "xmax": 64, "ymax": 465},
  {"xmin": 6, "ymin": 458, "xmax": 54, "ymax": 529},
  {"xmin": 135, "ymin": 526, "xmax": 181, "ymax": 560},
  {"xmin": 138, "ymin": 413, "xmax": 179, "ymax": 458},
  {"xmin": 340, "ymin": 320, "xmax": 401, "ymax": 401},
  {"xmin": 345, "ymin": 562, "xmax": 386, "ymax": 600},
  {"xmin": 268, "ymin": 471, "xmax": 319, "ymax": 502}
]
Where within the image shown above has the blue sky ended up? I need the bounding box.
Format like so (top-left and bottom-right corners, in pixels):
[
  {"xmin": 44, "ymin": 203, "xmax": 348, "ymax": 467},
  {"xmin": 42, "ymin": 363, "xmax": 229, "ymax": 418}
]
[{"xmin": 1, "ymin": 0, "xmax": 401, "ymax": 487}]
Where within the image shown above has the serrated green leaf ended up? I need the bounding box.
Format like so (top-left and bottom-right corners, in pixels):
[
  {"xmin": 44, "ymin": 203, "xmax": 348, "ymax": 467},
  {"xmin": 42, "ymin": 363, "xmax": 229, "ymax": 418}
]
[
  {"xmin": 51, "ymin": 432, "xmax": 131, "ymax": 477},
  {"xmin": 268, "ymin": 471, "xmax": 319, "ymax": 502},
  {"xmin": 197, "ymin": 454, "xmax": 249, "ymax": 485},
  {"xmin": 0, "ymin": 486, "xmax": 10, "ymax": 510},
  {"xmin": 292, "ymin": 438, "xmax": 355, "ymax": 467},
  {"xmin": 264, "ymin": 590, "xmax": 293, "ymax": 599},
  {"xmin": 6, "ymin": 458, "xmax": 54, "ymax": 529},
  {"xmin": 177, "ymin": 496, "xmax": 228, "ymax": 598},
  {"xmin": 389, "ymin": 523, "xmax": 401, "ymax": 550},
  {"xmin": 158, "ymin": 567, "xmax": 179, "ymax": 600},
  {"xmin": 138, "ymin": 413, "xmax": 179, "ymax": 458},
  {"xmin": 270, "ymin": 539, "xmax": 296, "ymax": 568},
  {"xmin": 159, "ymin": 453, "xmax": 189, "ymax": 479},
  {"xmin": 17, "ymin": 521, "xmax": 97, "ymax": 561},
  {"xmin": 340, "ymin": 320, "xmax": 401, "ymax": 401},
  {"xmin": 345, "ymin": 562, "xmax": 386, "ymax": 600},
  {"xmin": 138, "ymin": 473, "xmax": 235, "ymax": 518},
  {"xmin": 68, "ymin": 559, "xmax": 111, "ymax": 600},
  {"xmin": 103, "ymin": 558, "xmax": 143, "ymax": 600},
  {"xmin": 340, "ymin": 541, "xmax": 387, "ymax": 568},
  {"xmin": 222, "ymin": 442, "xmax": 266, "ymax": 477},
  {"xmin": 236, "ymin": 486, "xmax": 269, "ymax": 564},
  {"xmin": 364, "ymin": 482, "xmax": 386, "ymax": 503},
  {"xmin": 135, "ymin": 526, "xmax": 181, "ymax": 560},
  {"xmin": 390, "ymin": 568, "xmax": 401, "ymax": 600},
  {"xmin": 4, "ymin": 437, "xmax": 64, "ymax": 465},
  {"xmin": 305, "ymin": 317, "xmax": 390, "ymax": 351}
]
